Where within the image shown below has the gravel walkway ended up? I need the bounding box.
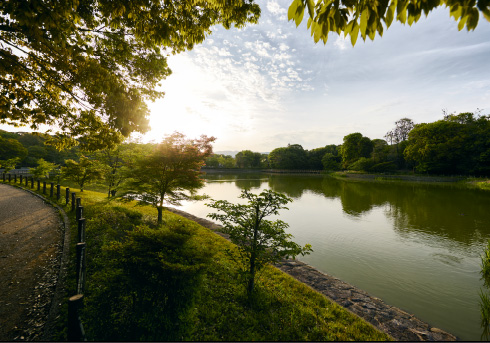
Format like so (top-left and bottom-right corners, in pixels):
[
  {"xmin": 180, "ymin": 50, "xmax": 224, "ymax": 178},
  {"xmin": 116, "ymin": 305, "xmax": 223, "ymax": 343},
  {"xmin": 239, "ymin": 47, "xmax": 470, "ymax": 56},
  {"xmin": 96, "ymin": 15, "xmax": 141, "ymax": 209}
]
[{"xmin": 0, "ymin": 183, "xmax": 63, "ymax": 341}]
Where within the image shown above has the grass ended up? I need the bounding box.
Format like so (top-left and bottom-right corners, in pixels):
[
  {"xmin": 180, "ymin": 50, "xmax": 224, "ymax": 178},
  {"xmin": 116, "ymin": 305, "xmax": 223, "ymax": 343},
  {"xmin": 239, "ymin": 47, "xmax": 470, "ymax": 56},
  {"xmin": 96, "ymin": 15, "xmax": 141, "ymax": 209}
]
[{"xmin": 2, "ymin": 178, "xmax": 391, "ymax": 341}]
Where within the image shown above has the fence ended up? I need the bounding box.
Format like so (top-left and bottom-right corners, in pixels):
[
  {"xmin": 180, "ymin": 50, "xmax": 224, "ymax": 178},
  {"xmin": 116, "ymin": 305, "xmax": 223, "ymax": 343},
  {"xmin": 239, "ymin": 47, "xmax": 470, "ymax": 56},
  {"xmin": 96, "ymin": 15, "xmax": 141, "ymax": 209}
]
[{"xmin": 1, "ymin": 173, "xmax": 87, "ymax": 341}]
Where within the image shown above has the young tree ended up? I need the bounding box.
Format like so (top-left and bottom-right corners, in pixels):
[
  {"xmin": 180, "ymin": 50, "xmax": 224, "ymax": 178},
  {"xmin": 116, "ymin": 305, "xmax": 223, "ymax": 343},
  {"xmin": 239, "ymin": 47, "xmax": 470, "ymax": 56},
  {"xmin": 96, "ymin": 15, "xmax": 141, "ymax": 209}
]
[
  {"xmin": 29, "ymin": 158, "xmax": 58, "ymax": 179},
  {"xmin": 0, "ymin": 157, "xmax": 21, "ymax": 174},
  {"xmin": 480, "ymin": 241, "xmax": 490, "ymax": 339},
  {"xmin": 207, "ymin": 189, "xmax": 313, "ymax": 297},
  {"xmin": 62, "ymin": 156, "xmax": 107, "ymax": 192},
  {"xmin": 122, "ymin": 133, "xmax": 215, "ymax": 225}
]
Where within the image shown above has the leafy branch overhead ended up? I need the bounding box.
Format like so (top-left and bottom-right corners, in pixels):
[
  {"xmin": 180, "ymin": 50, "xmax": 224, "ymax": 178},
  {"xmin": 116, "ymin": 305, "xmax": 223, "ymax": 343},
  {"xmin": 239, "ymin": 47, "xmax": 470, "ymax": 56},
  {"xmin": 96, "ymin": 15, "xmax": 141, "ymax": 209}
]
[
  {"xmin": 288, "ymin": 0, "xmax": 490, "ymax": 45},
  {"xmin": 0, "ymin": 0, "xmax": 260, "ymax": 150}
]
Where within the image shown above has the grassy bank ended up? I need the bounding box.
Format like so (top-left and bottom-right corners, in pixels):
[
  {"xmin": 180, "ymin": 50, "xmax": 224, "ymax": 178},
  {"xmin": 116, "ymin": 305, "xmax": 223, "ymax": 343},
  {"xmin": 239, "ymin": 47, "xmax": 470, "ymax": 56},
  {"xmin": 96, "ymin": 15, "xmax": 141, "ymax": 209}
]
[{"xmin": 1, "ymin": 178, "xmax": 391, "ymax": 341}]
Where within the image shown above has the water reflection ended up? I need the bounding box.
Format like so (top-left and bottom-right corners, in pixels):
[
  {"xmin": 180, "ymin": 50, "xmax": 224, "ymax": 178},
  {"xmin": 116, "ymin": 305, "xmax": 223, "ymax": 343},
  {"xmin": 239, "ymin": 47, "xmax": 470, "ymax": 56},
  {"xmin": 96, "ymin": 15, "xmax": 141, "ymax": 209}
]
[{"xmin": 196, "ymin": 172, "xmax": 490, "ymax": 340}]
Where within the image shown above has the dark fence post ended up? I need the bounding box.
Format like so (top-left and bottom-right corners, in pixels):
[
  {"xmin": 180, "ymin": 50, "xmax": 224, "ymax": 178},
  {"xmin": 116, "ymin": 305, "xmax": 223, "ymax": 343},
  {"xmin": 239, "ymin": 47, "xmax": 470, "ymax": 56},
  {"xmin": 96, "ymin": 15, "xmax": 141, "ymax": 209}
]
[
  {"xmin": 68, "ymin": 294, "xmax": 85, "ymax": 341},
  {"xmin": 30, "ymin": 177, "xmax": 34, "ymax": 188},
  {"xmin": 76, "ymin": 242, "xmax": 86, "ymax": 294},
  {"xmin": 66, "ymin": 188, "xmax": 70, "ymax": 206},
  {"xmin": 37, "ymin": 179, "xmax": 40, "ymax": 191},
  {"xmin": 20, "ymin": 174, "xmax": 23, "ymax": 184},
  {"xmin": 8, "ymin": 174, "xmax": 11, "ymax": 182},
  {"xmin": 71, "ymin": 193, "xmax": 76, "ymax": 211},
  {"xmin": 77, "ymin": 218, "xmax": 86, "ymax": 243},
  {"xmin": 25, "ymin": 176, "xmax": 28, "ymax": 186},
  {"xmin": 76, "ymin": 205, "xmax": 83, "ymax": 222},
  {"xmin": 56, "ymin": 184, "xmax": 61, "ymax": 200},
  {"xmin": 14, "ymin": 174, "xmax": 17, "ymax": 183},
  {"xmin": 50, "ymin": 182, "xmax": 54, "ymax": 197},
  {"xmin": 2, "ymin": 173, "xmax": 5, "ymax": 182},
  {"xmin": 43, "ymin": 181, "xmax": 46, "ymax": 194}
]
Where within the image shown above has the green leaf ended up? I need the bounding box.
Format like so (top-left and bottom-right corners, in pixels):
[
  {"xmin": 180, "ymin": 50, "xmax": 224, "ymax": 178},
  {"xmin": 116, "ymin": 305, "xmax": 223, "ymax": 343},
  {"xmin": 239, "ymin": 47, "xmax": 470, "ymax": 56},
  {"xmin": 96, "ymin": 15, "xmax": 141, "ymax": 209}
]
[
  {"xmin": 360, "ymin": 8, "xmax": 369, "ymax": 35},
  {"xmin": 295, "ymin": 2, "xmax": 306, "ymax": 27},
  {"xmin": 350, "ymin": 22, "xmax": 360, "ymax": 45},
  {"xmin": 458, "ymin": 14, "xmax": 468, "ymax": 30},
  {"xmin": 386, "ymin": 2, "xmax": 395, "ymax": 27},
  {"xmin": 288, "ymin": 0, "xmax": 298, "ymax": 21},
  {"xmin": 306, "ymin": 0, "xmax": 315, "ymax": 18}
]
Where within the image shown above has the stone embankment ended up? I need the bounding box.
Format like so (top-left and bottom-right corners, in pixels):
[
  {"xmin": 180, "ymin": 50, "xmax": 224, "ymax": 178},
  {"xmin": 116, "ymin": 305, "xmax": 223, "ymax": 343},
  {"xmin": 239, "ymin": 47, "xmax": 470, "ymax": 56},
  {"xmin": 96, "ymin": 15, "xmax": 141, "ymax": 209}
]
[{"xmin": 166, "ymin": 207, "xmax": 458, "ymax": 341}]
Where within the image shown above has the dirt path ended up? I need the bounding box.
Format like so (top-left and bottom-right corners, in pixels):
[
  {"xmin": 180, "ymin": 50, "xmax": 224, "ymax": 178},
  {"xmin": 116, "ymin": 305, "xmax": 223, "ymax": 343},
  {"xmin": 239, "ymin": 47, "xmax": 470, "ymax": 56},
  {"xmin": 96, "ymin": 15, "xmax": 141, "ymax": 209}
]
[{"xmin": 0, "ymin": 183, "xmax": 63, "ymax": 341}]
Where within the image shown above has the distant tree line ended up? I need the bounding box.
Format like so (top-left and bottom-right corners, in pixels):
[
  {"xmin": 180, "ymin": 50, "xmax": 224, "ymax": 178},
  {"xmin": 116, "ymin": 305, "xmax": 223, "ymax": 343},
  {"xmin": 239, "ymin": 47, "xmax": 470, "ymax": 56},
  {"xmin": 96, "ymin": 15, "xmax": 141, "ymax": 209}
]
[
  {"xmin": 2, "ymin": 111, "xmax": 489, "ymax": 177},
  {"xmin": 203, "ymin": 111, "xmax": 490, "ymax": 176}
]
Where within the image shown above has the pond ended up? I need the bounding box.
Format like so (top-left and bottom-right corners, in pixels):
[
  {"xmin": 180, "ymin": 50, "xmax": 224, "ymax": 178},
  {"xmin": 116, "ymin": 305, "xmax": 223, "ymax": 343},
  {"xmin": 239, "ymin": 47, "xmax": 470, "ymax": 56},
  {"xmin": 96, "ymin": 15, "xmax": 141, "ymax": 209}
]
[{"xmin": 171, "ymin": 172, "xmax": 490, "ymax": 341}]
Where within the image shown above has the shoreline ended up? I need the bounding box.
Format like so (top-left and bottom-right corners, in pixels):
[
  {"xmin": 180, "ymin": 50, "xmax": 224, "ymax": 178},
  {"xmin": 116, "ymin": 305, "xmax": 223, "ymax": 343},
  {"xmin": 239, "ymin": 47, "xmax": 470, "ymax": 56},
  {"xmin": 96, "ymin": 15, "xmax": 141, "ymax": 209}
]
[{"xmin": 165, "ymin": 206, "xmax": 458, "ymax": 342}]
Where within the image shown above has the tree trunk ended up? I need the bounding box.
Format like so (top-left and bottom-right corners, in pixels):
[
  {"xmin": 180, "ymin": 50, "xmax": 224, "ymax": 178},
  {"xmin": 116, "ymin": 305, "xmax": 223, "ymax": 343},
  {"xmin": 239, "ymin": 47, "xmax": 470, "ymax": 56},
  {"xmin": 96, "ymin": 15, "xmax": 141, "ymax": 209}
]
[{"xmin": 157, "ymin": 206, "xmax": 163, "ymax": 225}]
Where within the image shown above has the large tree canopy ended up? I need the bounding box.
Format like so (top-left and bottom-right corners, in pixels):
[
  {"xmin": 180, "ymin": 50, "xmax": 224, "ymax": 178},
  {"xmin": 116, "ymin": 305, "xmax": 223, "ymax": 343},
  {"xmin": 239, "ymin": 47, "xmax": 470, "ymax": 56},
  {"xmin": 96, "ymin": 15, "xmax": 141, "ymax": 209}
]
[
  {"xmin": 0, "ymin": 0, "xmax": 260, "ymax": 150},
  {"xmin": 289, "ymin": 0, "xmax": 490, "ymax": 45}
]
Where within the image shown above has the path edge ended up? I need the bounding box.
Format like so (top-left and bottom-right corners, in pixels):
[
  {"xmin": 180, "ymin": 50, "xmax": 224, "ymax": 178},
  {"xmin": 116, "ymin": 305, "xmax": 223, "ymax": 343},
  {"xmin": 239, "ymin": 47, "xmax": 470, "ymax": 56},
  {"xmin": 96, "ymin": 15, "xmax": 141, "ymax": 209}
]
[{"xmin": 1, "ymin": 183, "xmax": 71, "ymax": 341}]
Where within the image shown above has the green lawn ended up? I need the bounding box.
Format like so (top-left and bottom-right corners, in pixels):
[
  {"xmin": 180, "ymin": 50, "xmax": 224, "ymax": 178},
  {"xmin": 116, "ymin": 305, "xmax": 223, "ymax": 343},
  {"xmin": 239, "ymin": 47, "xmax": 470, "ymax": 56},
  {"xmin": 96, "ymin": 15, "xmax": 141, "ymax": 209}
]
[{"xmin": 3, "ymin": 179, "xmax": 392, "ymax": 341}]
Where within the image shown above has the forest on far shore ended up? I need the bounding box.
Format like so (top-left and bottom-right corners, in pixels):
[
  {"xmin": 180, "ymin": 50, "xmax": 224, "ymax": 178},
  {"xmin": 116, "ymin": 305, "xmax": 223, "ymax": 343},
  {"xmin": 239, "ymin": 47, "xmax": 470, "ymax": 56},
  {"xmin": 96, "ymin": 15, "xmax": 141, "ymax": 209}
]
[{"xmin": 1, "ymin": 111, "xmax": 489, "ymax": 177}]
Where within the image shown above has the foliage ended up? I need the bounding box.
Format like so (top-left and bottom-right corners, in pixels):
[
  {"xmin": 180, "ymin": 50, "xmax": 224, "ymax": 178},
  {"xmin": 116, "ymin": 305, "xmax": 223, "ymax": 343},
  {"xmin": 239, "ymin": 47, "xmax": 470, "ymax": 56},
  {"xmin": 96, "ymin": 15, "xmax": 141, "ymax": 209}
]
[
  {"xmin": 340, "ymin": 133, "xmax": 373, "ymax": 169},
  {"xmin": 348, "ymin": 157, "xmax": 375, "ymax": 172},
  {"xmin": 404, "ymin": 112, "xmax": 490, "ymax": 174},
  {"xmin": 29, "ymin": 158, "xmax": 58, "ymax": 179},
  {"xmin": 235, "ymin": 150, "xmax": 264, "ymax": 168},
  {"xmin": 0, "ymin": 0, "xmax": 260, "ymax": 150},
  {"xmin": 480, "ymin": 240, "xmax": 490, "ymax": 339},
  {"xmin": 207, "ymin": 189, "xmax": 312, "ymax": 297},
  {"xmin": 0, "ymin": 135, "xmax": 28, "ymax": 160},
  {"xmin": 322, "ymin": 152, "xmax": 342, "ymax": 170},
  {"xmin": 62, "ymin": 156, "xmax": 107, "ymax": 191},
  {"xmin": 122, "ymin": 132, "xmax": 215, "ymax": 224},
  {"xmin": 269, "ymin": 144, "xmax": 308, "ymax": 169},
  {"xmin": 80, "ymin": 202, "xmax": 215, "ymax": 341},
  {"xmin": 288, "ymin": 0, "xmax": 490, "ymax": 46},
  {"xmin": 0, "ymin": 157, "xmax": 20, "ymax": 173}
]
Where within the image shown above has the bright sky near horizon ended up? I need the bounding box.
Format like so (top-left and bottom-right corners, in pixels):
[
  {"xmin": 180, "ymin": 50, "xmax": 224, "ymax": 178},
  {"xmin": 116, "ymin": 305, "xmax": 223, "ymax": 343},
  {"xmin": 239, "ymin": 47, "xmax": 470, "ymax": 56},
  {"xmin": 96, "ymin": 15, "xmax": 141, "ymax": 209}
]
[
  {"xmin": 2, "ymin": 1, "xmax": 490, "ymax": 153},
  {"xmin": 141, "ymin": 1, "xmax": 490, "ymax": 152}
]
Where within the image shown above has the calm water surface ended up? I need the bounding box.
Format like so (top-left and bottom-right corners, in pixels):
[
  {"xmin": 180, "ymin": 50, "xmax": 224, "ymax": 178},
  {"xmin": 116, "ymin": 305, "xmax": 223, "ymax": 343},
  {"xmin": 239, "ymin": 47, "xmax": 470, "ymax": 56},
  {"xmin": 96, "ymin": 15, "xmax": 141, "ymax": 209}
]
[{"xmin": 173, "ymin": 172, "xmax": 490, "ymax": 341}]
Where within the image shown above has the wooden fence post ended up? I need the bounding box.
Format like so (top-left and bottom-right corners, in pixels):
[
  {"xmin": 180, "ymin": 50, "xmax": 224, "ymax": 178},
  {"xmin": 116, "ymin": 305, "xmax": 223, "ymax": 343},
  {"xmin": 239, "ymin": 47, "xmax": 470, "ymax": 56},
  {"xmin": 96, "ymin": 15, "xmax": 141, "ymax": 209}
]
[
  {"xmin": 71, "ymin": 193, "xmax": 76, "ymax": 211},
  {"xmin": 2, "ymin": 173, "xmax": 5, "ymax": 182},
  {"xmin": 66, "ymin": 188, "xmax": 70, "ymax": 205},
  {"xmin": 8, "ymin": 174, "xmax": 11, "ymax": 182},
  {"xmin": 14, "ymin": 174, "xmax": 17, "ymax": 183},
  {"xmin": 20, "ymin": 174, "xmax": 23, "ymax": 184},
  {"xmin": 37, "ymin": 179, "xmax": 40, "ymax": 191},
  {"xmin": 76, "ymin": 243, "xmax": 87, "ymax": 294},
  {"xmin": 76, "ymin": 205, "xmax": 83, "ymax": 222},
  {"xmin": 57, "ymin": 184, "xmax": 61, "ymax": 200},
  {"xmin": 43, "ymin": 181, "xmax": 46, "ymax": 194},
  {"xmin": 68, "ymin": 294, "xmax": 85, "ymax": 341},
  {"xmin": 30, "ymin": 177, "xmax": 34, "ymax": 188},
  {"xmin": 25, "ymin": 176, "xmax": 28, "ymax": 186},
  {"xmin": 50, "ymin": 182, "xmax": 54, "ymax": 197},
  {"xmin": 77, "ymin": 218, "xmax": 86, "ymax": 243}
]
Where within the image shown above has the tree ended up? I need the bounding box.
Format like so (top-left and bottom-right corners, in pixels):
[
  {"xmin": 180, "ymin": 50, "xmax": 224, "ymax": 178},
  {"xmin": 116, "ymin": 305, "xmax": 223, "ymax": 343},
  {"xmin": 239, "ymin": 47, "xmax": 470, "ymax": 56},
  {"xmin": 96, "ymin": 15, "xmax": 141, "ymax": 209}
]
[
  {"xmin": 207, "ymin": 189, "xmax": 312, "ymax": 297},
  {"xmin": 0, "ymin": 157, "xmax": 20, "ymax": 173},
  {"xmin": 0, "ymin": 0, "xmax": 260, "ymax": 150},
  {"xmin": 269, "ymin": 144, "xmax": 308, "ymax": 169},
  {"xmin": 0, "ymin": 136, "xmax": 27, "ymax": 161},
  {"xmin": 235, "ymin": 150, "xmax": 263, "ymax": 168},
  {"xmin": 62, "ymin": 156, "xmax": 107, "ymax": 191},
  {"xmin": 122, "ymin": 132, "xmax": 215, "ymax": 225},
  {"xmin": 29, "ymin": 158, "xmax": 57, "ymax": 179},
  {"xmin": 340, "ymin": 133, "xmax": 373, "ymax": 169},
  {"xmin": 480, "ymin": 240, "xmax": 490, "ymax": 339},
  {"xmin": 288, "ymin": 0, "xmax": 490, "ymax": 46}
]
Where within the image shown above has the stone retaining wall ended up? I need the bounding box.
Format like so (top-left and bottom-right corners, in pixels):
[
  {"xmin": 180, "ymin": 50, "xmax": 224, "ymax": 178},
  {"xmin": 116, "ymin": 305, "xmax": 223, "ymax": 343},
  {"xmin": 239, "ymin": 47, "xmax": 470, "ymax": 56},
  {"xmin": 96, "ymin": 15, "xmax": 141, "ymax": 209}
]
[{"xmin": 165, "ymin": 207, "xmax": 458, "ymax": 341}]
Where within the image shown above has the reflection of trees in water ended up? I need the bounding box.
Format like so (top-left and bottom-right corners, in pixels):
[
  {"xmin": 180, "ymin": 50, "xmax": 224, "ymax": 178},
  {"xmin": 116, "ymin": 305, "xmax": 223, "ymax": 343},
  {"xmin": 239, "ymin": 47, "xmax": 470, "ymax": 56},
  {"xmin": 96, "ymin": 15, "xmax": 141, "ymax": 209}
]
[
  {"xmin": 383, "ymin": 185, "xmax": 490, "ymax": 247},
  {"xmin": 337, "ymin": 182, "xmax": 388, "ymax": 217},
  {"xmin": 267, "ymin": 174, "xmax": 327, "ymax": 199}
]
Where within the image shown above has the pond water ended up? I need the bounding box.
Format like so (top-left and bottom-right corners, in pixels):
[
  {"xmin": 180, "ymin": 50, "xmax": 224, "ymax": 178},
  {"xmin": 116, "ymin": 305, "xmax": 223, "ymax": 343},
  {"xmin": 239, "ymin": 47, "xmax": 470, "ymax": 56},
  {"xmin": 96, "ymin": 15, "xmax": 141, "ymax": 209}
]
[{"xmin": 172, "ymin": 172, "xmax": 490, "ymax": 341}]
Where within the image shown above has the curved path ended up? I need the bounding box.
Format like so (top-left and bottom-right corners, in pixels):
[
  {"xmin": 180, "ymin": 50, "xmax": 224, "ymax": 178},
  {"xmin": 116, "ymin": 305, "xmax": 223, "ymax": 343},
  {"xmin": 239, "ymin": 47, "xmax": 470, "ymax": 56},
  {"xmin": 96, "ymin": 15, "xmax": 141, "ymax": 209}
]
[{"xmin": 0, "ymin": 183, "xmax": 63, "ymax": 341}]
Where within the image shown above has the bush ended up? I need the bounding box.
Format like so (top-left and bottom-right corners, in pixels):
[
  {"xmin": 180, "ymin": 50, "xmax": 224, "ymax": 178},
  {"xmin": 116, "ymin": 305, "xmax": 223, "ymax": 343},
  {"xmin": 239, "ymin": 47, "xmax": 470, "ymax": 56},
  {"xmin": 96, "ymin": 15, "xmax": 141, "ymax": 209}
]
[
  {"xmin": 82, "ymin": 218, "xmax": 215, "ymax": 340},
  {"xmin": 347, "ymin": 157, "xmax": 374, "ymax": 172},
  {"xmin": 370, "ymin": 161, "xmax": 397, "ymax": 173}
]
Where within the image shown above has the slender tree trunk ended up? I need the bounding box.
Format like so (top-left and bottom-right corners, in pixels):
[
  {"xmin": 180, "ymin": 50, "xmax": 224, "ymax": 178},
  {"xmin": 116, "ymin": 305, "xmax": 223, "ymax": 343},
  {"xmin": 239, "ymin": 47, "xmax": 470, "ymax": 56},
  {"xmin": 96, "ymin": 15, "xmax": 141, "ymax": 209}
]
[{"xmin": 157, "ymin": 206, "xmax": 163, "ymax": 225}]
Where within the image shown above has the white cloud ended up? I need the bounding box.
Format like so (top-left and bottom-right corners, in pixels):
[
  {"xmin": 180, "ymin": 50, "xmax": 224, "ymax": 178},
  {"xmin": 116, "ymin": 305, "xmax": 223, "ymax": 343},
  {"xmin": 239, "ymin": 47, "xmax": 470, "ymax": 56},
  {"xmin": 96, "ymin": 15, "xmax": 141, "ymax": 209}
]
[{"xmin": 267, "ymin": 0, "xmax": 287, "ymax": 16}]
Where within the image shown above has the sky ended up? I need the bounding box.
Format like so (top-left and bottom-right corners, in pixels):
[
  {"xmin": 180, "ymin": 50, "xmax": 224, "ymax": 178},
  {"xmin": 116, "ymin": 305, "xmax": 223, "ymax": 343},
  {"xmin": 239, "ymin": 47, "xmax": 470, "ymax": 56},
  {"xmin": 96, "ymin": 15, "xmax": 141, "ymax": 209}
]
[{"xmin": 3, "ymin": 1, "xmax": 490, "ymax": 153}]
